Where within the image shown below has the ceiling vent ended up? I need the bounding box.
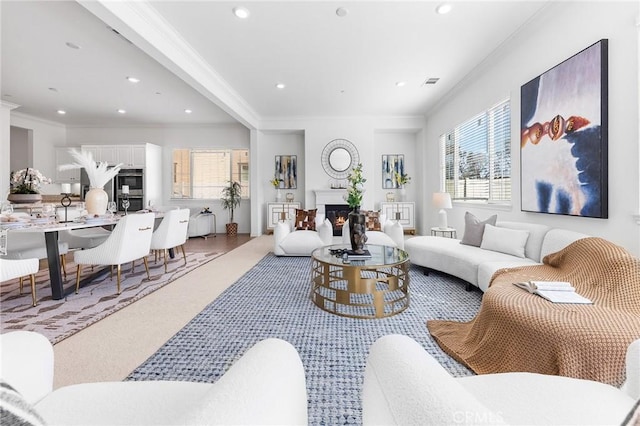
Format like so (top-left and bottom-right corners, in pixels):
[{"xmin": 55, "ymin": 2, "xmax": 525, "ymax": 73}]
[
  {"xmin": 422, "ymin": 77, "xmax": 440, "ymax": 86},
  {"xmin": 108, "ymin": 26, "xmax": 133, "ymax": 45}
]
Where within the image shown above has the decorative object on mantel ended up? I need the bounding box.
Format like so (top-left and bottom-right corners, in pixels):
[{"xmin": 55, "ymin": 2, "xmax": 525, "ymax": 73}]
[
  {"xmin": 386, "ymin": 192, "xmax": 395, "ymax": 202},
  {"xmin": 221, "ymin": 180, "xmax": 242, "ymax": 236},
  {"xmin": 345, "ymin": 163, "xmax": 367, "ymax": 254},
  {"xmin": 286, "ymin": 192, "xmax": 295, "ymax": 202},
  {"xmin": 58, "ymin": 149, "xmax": 122, "ymax": 215},
  {"xmin": 330, "ymin": 180, "xmax": 347, "ymax": 189},
  {"xmin": 8, "ymin": 168, "xmax": 52, "ymax": 204}
]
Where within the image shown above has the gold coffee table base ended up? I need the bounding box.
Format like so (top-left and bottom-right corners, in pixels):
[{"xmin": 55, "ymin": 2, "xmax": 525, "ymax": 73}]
[{"xmin": 310, "ymin": 245, "xmax": 410, "ymax": 319}]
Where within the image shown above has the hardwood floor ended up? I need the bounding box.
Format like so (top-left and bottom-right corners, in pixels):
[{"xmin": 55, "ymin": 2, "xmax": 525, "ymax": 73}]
[{"xmin": 183, "ymin": 233, "xmax": 253, "ymax": 253}]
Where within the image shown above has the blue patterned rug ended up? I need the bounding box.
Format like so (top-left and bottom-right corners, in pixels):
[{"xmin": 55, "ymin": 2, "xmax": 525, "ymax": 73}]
[{"xmin": 127, "ymin": 254, "xmax": 482, "ymax": 425}]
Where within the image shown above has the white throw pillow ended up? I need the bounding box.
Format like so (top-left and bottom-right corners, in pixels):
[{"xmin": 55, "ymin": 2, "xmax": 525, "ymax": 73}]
[{"xmin": 480, "ymin": 224, "xmax": 530, "ymax": 258}]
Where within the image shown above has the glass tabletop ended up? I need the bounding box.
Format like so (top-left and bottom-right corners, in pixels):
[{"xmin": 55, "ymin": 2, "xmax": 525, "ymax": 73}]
[{"xmin": 312, "ymin": 244, "xmax": 409, "ymax": 268}]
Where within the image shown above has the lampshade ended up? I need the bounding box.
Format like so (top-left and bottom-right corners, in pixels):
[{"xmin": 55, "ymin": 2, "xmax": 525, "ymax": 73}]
[{"xmin": 432, "ymin": 192, "xmax": 452, "ymax": 209}]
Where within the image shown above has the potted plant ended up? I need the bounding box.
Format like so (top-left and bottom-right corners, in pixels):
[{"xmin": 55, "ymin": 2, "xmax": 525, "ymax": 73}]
[
  {"xmin": 221, "ymin": 180, "xmax": 242, "ymax": 236},
  {"xmin": 8, "ymin": 168, "xmax": 52, "ymax": 204}
]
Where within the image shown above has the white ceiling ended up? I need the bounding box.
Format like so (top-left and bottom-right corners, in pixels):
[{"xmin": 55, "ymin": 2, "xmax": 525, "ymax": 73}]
[{"xmin": 1, "ymin": 0, "xmax": 549, "ymax": 128}]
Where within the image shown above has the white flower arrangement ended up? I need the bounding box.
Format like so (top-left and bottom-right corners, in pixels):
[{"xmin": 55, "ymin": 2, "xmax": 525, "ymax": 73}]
[
  {"xmin": 58, "ymin": 149, "xmax": 122, "ymax": 188},
  {"xmin": 10, "ymin": 168, "xmax": 52, "ymax": 194}
]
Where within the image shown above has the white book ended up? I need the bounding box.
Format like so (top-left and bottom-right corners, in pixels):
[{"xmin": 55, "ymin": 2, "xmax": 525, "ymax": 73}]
[{"xmin": 513, "ymin": 281, "xmax": 593, "ymax": 304}]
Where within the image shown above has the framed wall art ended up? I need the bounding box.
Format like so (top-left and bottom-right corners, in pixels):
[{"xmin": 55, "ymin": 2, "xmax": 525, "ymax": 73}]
[
  {"xmin": 275, "ymin": 155, "xmax": 297, "ymax": 189},
  {"xmin": 520, "ymin": 39, "xmax": 608, "ymax": 218},
  {"xmin": 382, "ymin": 154, "xmax": 405, "ymax": 189}
]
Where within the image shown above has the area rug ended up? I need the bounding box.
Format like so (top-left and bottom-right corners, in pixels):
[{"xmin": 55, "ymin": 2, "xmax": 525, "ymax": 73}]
[
  {"xmin": 0, "ymin": 250, "xmax": 221, "ymax": 344},
  {"xmin": 128, "ymin": 254, "xmax": 483, "ymax": 425}
]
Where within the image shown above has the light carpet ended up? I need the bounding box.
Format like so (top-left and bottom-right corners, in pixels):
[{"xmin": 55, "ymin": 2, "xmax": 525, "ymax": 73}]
[
  {"xmin": 0, "ymin": 251, "xmax": 221, "ymax": 344},
  {"xmin": 128, "ymin": 254, "xmax": 483, "ymax": 425}
]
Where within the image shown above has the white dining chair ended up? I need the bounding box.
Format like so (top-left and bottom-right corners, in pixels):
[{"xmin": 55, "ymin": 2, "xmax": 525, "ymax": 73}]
[
  {"xmin": 74, "ymin": 213, "xmax": 155, "ymax": 295},
  {"xmin": 0, "ymin": 258, "xmax": 40, "ymax": 306},
  {"xmin": 2, "ymin": 229, "xmax": 69, "ymax": 279},
  {"xmin": 58, "ymin": 227, "xmax": 111, "ymax": 251},
  {"xmin": 150, "ymin": 209, "xmax": 190, "ymax": 272}
]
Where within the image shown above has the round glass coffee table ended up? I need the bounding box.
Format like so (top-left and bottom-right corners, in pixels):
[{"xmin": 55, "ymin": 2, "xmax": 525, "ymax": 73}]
[{"xmin": 310, "ymin": 244, "xmax": 410, "ymax": 319}]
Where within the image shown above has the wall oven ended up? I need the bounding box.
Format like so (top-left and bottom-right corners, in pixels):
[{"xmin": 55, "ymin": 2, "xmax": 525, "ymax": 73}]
[{"xmin": 115, "ymin": 168, "xmax": 144, "ymax": 212}]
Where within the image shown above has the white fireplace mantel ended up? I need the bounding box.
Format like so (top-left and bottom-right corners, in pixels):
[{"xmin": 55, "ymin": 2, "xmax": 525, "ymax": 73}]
[{"xmin": 314, "ymin": 189, "xmax": 348, "ymax": 215}]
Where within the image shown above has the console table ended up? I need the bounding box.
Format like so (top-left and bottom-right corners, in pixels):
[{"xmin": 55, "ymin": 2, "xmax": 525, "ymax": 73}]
[
  {"xmin": 379, "ymin": 202, "xmax": 415, "ymax": 234},
  {"xmin": 266, "ymin": 202, "xmax": 300, "ymax": 233}
]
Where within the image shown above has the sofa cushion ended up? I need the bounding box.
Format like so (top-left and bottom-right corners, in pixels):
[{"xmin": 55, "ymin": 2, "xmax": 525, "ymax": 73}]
[
  {"xmin": 496, "ymin": 221, "xmax": 551, "ymax": 262},
  {"xmin": 480, "ymin": 224, "xmax": 529, "ymax": 258},
  {"xmin": 460, "ymin": 212, "xmax": 497, "ymax": 247},
  {"xmin": 278, "ymin": 230, "xmax": 324, "ymax": 256},
  {"xmin": 294, "ymin": 209, "xmax": 317, "ymax": 231},
  {"xmin": 364, "ymin": 210, "xmax": 382, "ymax": 231}
]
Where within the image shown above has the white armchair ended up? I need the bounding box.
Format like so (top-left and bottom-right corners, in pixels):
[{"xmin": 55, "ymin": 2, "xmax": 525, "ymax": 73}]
[
  {"xmin": 342, "ymin": 216, "xmax": 404, "ymax": 249},
  {"xmin": 362, "ymin": 334, "xmax": 640, "ymax": 425},
  {"xmin": 274, "ymin": 217, "xmax": 333, "ymax": 256},
  {"xmin": 0, "ymin": 331, "xmax": 309, "ymax": 425},
  {"xmin": 74, "ymin": 213, "xmax": 155, "ymax": 294},
  {"xmin": 150, "ymin": 209, "xmax": 190, "ymax": 272},
  {"xmin": 0, "ymin": 257, "xmax": 39, "ymax": 306}
]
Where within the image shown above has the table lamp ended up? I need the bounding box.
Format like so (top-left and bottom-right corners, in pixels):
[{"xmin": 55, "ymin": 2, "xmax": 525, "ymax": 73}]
[{"xmin": 432, "ymin": 192, "xmax": 452, "ymax": 229}]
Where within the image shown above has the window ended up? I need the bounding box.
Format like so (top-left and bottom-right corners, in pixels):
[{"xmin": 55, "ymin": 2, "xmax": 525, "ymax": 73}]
[
  {"xmin": 440, "ymin": 99, "xmax": 511, "ymax": 203},
  {"xmin": 172, "ymin": 149, "xmax": 250, "ymax": 199}
]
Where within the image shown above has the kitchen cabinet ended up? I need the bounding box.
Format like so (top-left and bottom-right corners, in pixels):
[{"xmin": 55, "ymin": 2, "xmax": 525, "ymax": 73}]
[
  {"xmin": 380, "ymin": 202, "xmax": 415, "ymax": 234},
  {"xmin": 54, "ymin": 147, "xmax": 81, "ymax": 183},
  {"xmin": 81, "ymin": 145, "xmax": 147, "ymax": 167}
]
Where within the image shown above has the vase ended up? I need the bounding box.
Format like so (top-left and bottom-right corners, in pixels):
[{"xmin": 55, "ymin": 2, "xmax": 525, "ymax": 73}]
[
  {"xmin": 348, "ymin": 208, "xmax": 368, "ymax": 254},
  {"xmin": 7, "ymin": 193, "xmax": 43, "ymax": 204},
  {"xmin": 85, "ymin": 187, "xmax": 108, "ymax": 215},
  {"xmin": 276, "ymin": 188, "xmax": 283, "ymax": 202},
  {"xmin": 399, "ymin": 186, "xmax": 406, "ymax": 201}
]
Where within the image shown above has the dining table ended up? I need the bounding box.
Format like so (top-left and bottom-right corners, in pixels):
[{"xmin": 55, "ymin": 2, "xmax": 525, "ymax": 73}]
[
  {"xmin": 2, "ymin": 211, "xmax": 166, "ymax": 300},
  {"xmin": 3, "ymin": 217, "xmax": 120, "ymax": 299}
]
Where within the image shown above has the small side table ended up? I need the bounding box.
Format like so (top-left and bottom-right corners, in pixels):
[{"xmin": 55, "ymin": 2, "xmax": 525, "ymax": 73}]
[{"xmin": 431, "ymin": 227, "xmax": 457, "ymax": 238}]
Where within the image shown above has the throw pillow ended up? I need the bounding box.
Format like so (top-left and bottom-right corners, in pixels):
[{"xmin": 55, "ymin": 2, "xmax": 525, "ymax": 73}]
[
  {"xmin": 460, "ymin": 212, "xmax": 497, "ymax": 247},
  {"xmin": 0, "ymin": 380, "xmax": 46, "ymax": 426},
  {"xmin": 294, "ymin": 209, "xmax": 317, "ymax": 231},
  {"xmin": 480, "ymin": 224, "xmax": 530, "ymax": 258},
  {"xmin": 364, "ymin": 210, "xmax": 382, "ymax": 231}
]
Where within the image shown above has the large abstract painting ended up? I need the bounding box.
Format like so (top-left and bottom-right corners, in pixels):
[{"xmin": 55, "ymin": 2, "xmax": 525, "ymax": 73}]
[
  {"xmin": 275, "ymin": 155, "xmax": 297, "ymax": 189},
  {"xmin": 382, "ymin": 154, "xmax": 405, "ymax": 189},
  {"xmin": 520, "ymin": 39, "xmax": 608, "ymax": 218}
]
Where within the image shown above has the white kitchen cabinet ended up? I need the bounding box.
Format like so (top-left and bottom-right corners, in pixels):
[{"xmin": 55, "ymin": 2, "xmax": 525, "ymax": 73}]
[
  {"xmin": 380, "ymin": 202, "xmax": 415, "ymax": 234},
  {"xmin": 81, "ymin": 145, "xmax": 116, "ymax": 165},
  {"xmin": 54, "ymin": 147, "xmax": 81, "ymax": 183},
  {"xmin": 266, "ymin": 202, "xmax": 301, "ymax": 233},
  {"xmin": 82, "ymin": 145, "xmax": 147, "ymax": 167}
]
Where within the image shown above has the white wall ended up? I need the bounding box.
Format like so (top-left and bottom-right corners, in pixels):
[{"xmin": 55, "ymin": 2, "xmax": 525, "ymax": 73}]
[
  {"xmin": 10, "ymin": 113, "xmax": 67, "ymax": 195},
  {"xmin": 424, "ymin": 1, "xmax": 640, "ymax": 255},
  {"xmin": 66, "ymin": 124, "xmax": 251, "ymax": 234}
]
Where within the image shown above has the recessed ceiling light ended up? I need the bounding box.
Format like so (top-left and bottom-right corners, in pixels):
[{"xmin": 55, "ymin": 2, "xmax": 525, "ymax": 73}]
[
  {"xmin": 275, "ymin": 83, "xmax": 286, "ymax": 89},
  {"xmin": 57, "ymin": 110, "xmax": 66, "ymax": 115},
  {"xmin": 233, "ymin": 7, "xmax": 250, "ymax": 19},
  {"xmin": 126, "ymin": 76, "xmax": 140, "ymax": 83},
  {"xmin": 395, "ymin": 81, "xmax": 407, "ymax": 87},
  {"xmin": 65, "ymin": 41, "xmax": 80, "ymax": 50},
  {"xmin": 336, "ymin": 7, "xmax": 349, "ymax": 17},
  {"xmin": 184, "ymin": 109, "xmax": 193, "ymax": 114},
  {"xmin": 48, "ymin": 87, "xmax": 58, "ymax": 92},
  {"xmin": 117, "ymin": 109, "xmax": 126, "ymax": 114},
  {"xmin": 3, "ymin": 94, "xmax": 12, "ymax": 98},
  {"xmin": 436, "ymin": 3, "xmax": 452, "ymax": 14}
]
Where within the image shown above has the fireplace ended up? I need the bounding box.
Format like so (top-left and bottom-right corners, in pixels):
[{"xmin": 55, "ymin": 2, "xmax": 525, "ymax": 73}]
[{"xmin": 325, "ymin": 204, "xmax": 350, "ymax": 236}]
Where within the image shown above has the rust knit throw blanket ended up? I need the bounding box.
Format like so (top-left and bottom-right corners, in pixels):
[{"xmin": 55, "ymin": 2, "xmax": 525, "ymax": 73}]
[{"xmin": 427, "ymin": 237, "xmax": 640, "ymax": 386}]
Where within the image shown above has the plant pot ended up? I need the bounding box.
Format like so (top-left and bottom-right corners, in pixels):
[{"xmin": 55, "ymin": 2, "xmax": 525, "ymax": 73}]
[
  {"xmin": 85, "ymin": 187, "xmax": 108, "ymax": 215},
  {"xmin": 348, "ymin": 210, "xmax": 367, "ymax": 254},
  {"xmin": 226, "ymin": 222, "xmax": 238, "ymax": 236},
  {"xmin": 7, "ymin": 193, "xmax": 42, "ymax": 204}
]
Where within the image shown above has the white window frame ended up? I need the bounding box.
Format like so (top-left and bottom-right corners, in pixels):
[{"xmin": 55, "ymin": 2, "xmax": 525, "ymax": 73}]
[{"xmin": 439, "ymin": 99, "xmax": 511, "ymax": 205}]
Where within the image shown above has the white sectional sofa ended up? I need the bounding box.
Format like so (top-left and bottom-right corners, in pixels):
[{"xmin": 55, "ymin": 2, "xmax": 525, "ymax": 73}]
[{"xmin": 405, "ymin": 221, "xmax": 589, "ymax": 292}]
